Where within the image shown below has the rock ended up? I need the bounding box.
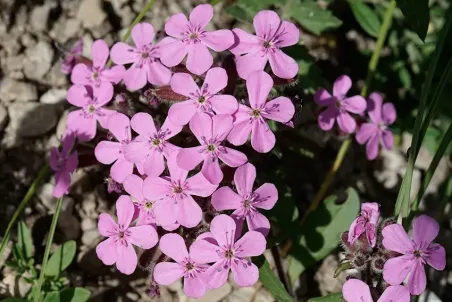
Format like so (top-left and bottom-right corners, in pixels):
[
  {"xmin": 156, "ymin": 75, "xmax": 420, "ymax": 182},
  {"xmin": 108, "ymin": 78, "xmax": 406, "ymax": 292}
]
[
  {"xmin": 40, "ymin": 88, "xmax": 67, "ymax": 104},
  {"xmin": 314, "ymin": 255, "xmax": 346, "ymax": 295},
  {"xmin": 225, "ymin": 286, "xmax": 273, "ymax": 302},
  {"xmin": 0, "ymin": 104, "xmax": 7, "ymax": 131},
  {"xmin": 7, "ymin": 102, "xmax": 58, "ymax": 137},
  {"xmin": 45, "ymin": 62, "xmax": 69, "ymax": 87},
  {"xmin": 0, "ymin": 78, "xmax": 38, "ymax": 102},
  {"xmin": 187, "ymin": 283, "xmax": 232, "ymax": 302},
  {"xmin": 30, "ymin": 4, "xmax": 54, "ymax": 32},
  {"xmin": 1, "ymin": 33, "xmax": 21, "ymax": 55},
  {"xmin": 56, "ymin": 110, "xmax": 69, "ymax": 138},
  {"xmin": 59, "ymin": 197, "xmax": 81, "ymax": 240},
  {"xmin": 2, "ymin": 54, "xmax": 25, "ymax": 80},
  {"xmin": 77, "ymin": 0, "xmax": 107, "ymax": 29},
  {"xmin": 20, "ymin": 32, "xmax": 36, "ymax": 48},
  {"xmin": 51, "ymin": 18, "xmax": 82, "ymax": 43},
  {"xmin": 23, "ymin": 41, "xmax": 54, "ymax": 81},
  {"xmin": 81, "ymin": 218, "xmax": 99, "ymax": 247}
]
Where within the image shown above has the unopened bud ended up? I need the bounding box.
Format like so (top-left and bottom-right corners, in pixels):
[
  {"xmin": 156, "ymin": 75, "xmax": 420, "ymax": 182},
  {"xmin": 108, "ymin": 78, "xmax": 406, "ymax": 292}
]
[
  {"xmin": 352, "ymin": 251, "xmax": 369, "ymax": 271},
  {"xmin": 370, "ymin": 253, "xmax": 387, "ymax": 275},
  {"xmin": 152, "ymin": 86, "xmax": 188, "ymax": 102}
]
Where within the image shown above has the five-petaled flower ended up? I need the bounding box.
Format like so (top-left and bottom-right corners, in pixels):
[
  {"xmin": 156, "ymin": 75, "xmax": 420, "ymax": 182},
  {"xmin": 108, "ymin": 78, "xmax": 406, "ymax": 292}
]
[
  {"xmin": 356, "ymin": 92, "xmax": 396, "ymax": 160},
  {"xmin": 230, "ymin": 10, "xmax": 300, "ymax": 79},
  {"xmin": 314, "ymin": 75, "xmax": 366, "ymax": 133},
  {"xmin": 160, "ymin": 4, "xmax": 234, "ymax": 75},
  {"xmin": 49, "ymin": 131, "xmax": 78, "ymax": 198},
  {"xmin": 169, "ymin": 67, "xmax": 238, "ymax": 125},
  {"xmin": 190, "ymin": 214, "xmax": 266, "ymax": 288},
  {"xmin": 111, "ymin": 22, "xmax": 171, "ymax": 90},
  {"xmin": 154, "ymin": 233, "xmax": 211, "ymax": 298},
  {"xmin": 342, "ymin": 279, "xmax": 410, "ymax": 302},
  {"xmin": 71, "ymin": 39, "xmax": 125, "ymax": 91},
  {"xmin": 348, "ymin": 202, "xmax": 380, "ymax": 248},
  {"xmin": 177, "ymin": 113, "xmax": 248, "ymax": 185},
  {"xmin": 96, "ymin": 196, "xmax": 158, "ymax": 275},
  {"xmin": 227, "ymin": 71, "xmax": 295, "ymax": 153},
  {"xmin": 123, "ymin": 174, "xmax": 157, "ymax": 228},
  {"xmin": 212, "ymin": 163, "xmax": 278, "ymax": 236},
  {"xmin": 382, "ymin": 215, "xmax": 446, "ymax": 295}
]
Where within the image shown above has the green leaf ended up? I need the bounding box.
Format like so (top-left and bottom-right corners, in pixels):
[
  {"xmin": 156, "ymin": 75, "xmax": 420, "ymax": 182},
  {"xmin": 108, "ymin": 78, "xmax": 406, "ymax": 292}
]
[
  {"xmin": 44, "ymin": 241, "xmax": 77, "ymax": 277},
  {"xmin": 287, "ymin": 188, "xmax": 360, "ymax": 284},
  {"xmin": 43, "ymin": 288, "xmax": 91, "ymax": 302},
  {"xmin": 225, "ymin": 0, "xmax": 280, "ymax": 23},
  {"xmin": 17, "ymin": 221, "xmax": 33, "ymax": 260},
  {"xmin": 288, "ymin": 1, "xmax": 342, "ymax": 35},
  {"xmin": 259, "ymin": 260, "xmax": 293, "ymax": 302},
  {"xmin": 1, "ymin": 298, "xmax": 29, "ymax": 302},
  {"xmin": 308, "ymin": 292, "xmax": 343, "ymax": 301},
  {"xmin": 396, "ymin": 0, "xmax": 430, "ymax": 41},
  {"xmin": 349, "ymin": 0, "xmax": 381, "ymax": 38}
]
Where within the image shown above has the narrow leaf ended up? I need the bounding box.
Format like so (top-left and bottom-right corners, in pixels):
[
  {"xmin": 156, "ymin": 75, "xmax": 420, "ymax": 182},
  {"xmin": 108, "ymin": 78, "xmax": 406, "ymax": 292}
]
[
  {"xmin": 17, "ymin": 221, "xmax": 33, "ymax": 260},
  {"xmin": 259, "ymin": 260, "xmax": 293, "ymax": 302},
  {"xmin": 396, "ymin": 0, "xmax": 430, "ymax": 41},
  {"xmin": 43, "ymin": 288, "xmax": 91, "ymax": 302},
  {"xmin": 45, "ymin": 240, "xmax": 77, "ymax": 277},
  {"xmin": 349, "ymin": 0, "xmax": 381, "ymax": 38},
  {"xmin": 308, "ymin": 292, "xmax": 343, "ymax": 301}
]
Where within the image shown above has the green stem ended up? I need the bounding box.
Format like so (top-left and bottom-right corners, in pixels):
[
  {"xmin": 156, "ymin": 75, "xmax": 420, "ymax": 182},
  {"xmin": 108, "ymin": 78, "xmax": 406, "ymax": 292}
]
[
  {"xmin": 209, "ymin": 0, "xmax": 223, "ymax": 4},
  {"xmin": 436, "ymin": 177, "xmax": 452, "ymax": 222},
  {"xmin": 106, "ymin": 0, "xmax": 157, "ymax": 67},
  {"xmin": 34, "ymin": 197, "xmax": 64, "ymax": 301},
  {"xmin": 0, "ymin": 165, "xmax": 50, "ymax": 264}
]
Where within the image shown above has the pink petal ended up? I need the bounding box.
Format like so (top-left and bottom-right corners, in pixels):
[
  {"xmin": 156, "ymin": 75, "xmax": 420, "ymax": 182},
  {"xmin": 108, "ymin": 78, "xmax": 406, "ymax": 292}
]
[
  {"xmin": 333, "ymin": 75, "xmax": 352, "ymax": 98},
  {"xmin": 67, "ymin": 85, "xmax": 88, "ymax": 107},
  {"xmin": 230, "ymin": 28, "xmax": 261, "ymax": 55},
  {"xmin": 236, "ymin": 53, "xmax": 268, "ymax": 80},
  {"xmin": 128, "ymin": 224, "xmax": 158, "ymax": 249},
  {"xmin": 234, "ymin": 231, "xmax": 266, "ymax": 257},
  {"xmin": 190, "ymin": 112, "xmax": 213, "ymax": 142},
  {"xmin": 231, "ymin": 261, "xmax": 259, "ymax": 287},
  {"xmin": 131, "ymin": 112, "xmax": 157, "ymax": 136},
  {"xmin": 254, "ymin": 183, "xmax": 278, "ymax": 210},
  {"xmin": 367, "ymin": 92, "xmax": 383, "ymax": 124},
  {"xmin": 210, "ymin": 214, "xmax": 237, "ymax": 247},
  {"xmin": 95, "ymin": 141, "xmax": 121, "ymax": 164},
  {"xmin": 234, "ymin": 163, "xmax": 256, "ymax": 196},
  {"xmin": 210, "ymin": 95, "xmax": 239, "ymax": 115},
  {"xmin": 147, "ymin": 61, "xmax": 172, "ymax": 86},
  {"xmin": 211, "ymin": 187, "xmax": 243, "ymax": 210},
  {"xmin": 186, "ymin": 43, "xmax": 212, "ymax": 75},
  {"xmin": 154, "ymin": 262, "xmax": 185, "ymax": 285},
  {"xmin": 212, "ymin": 114, "xmax": 233, "ymax": 141},
  {"xmin": 203, "ymin": 67, "xmax": 228, "ymax": 94},
  {"xmin": 382, "ymin": 224, "xmax": 415, "ymax": 254},
  {"xmin": 66, "ymin": 152, "xmax": 78, "ymax": 173},
  {"xmin": 318, "ymin": 106, "xmax": 336, "ymax": 131},
  {"xmin": 202, "ymin": 156, "xmax": 223, "ymax": 185},
  {"xmin": 190, "ymin": 235, "xmax": 221, "ymax": 264},
  {"xmin": 110, "ymin": 157, "xmax": 134, "ymax": 183},
  {"xmin": 218, "ymin": 147, "xmax": 248, "ymax": 168},
  {"xmin": 246, "ymin": 70, "xmax": 273, "ymax": 109},
  {"xmin": 108, "ymin": 113, "xmax": 131, "ymax": 142},
  {"xmin": 71, "ymin": 64, "xmax": 91, "ymax": 85},
  {"xmin": 95, "ymin": 108, "xmax": 116, "ymax": 129},
  {"xmin": 342, "ymin": 96, "xmax": 367, "ymax": 114},
  {"xmin": 160, "ymin": 40, "xmax": 188, "ymax": 67},
  {"xmin": 383, "ymin": 255, "xmax": 415, "ymax": 285},
  {"xmin": 143, "ymin": 176, "xmax": 171, "ymax": 200},
  {"xmin": 314, "ymin": 88, "xmax": 334, "ymax": 106},
  {"xmin": 170, "ymin": 72, "xmax": 199, "ymax": 96},
  {"xmin": 177, "ymin": 146, "xmax": 205, "ymax": 171},
  {"xmin": 366, "ymin": 134, "xmax": 380, "ymax": 160},
  {"xmin": 426, "ymin": 243, "xmax": 446, "ymax": 270},
  {"xmin": 342, "ymin": 279, "xmax": 373, "ymax": 302},
  {"xmin": 185, "ymin": 172, "xmax": 218, "ymax": 197},
  {"xmin": 189, "ymin": 4, "xmax": 213, "ymax": 29},
  {"xmin": 123, "ymin": 174, "xmax": 145, "ymax": 201},
  {"xmin": 159, "ymin": 233, "xmax": 189, "ymax": 262},
  {"xmin": 102, "ymin": 65, "xmax": 125, "ymax": 84},
  {"xmin": 251, "ymin": 121, "xmax": 275, "ymax": 153},
  {"xmin": 412, "ymin": 215, "xmax": 439, "ymax": 246},
  {"xmin": 381, "ymin": 130, "xmax": 394, "ymax": 150},
  {"xmin": 204, "ymin": 260, "xmax": 230, "ymax": 289},
  {"xmin": 202, "ymin": 29, "xmax": 235, "ymax": 52},
  {"xmin": 378, "ymin": 285, "xmax": 410, "ymax": 302},
  {"xmin": 337, "ymin": 111, "xmax": 356, "ymax": 133},
  {"xmin": 246, "ymin": 212, "xmax": 270, "ymax": 236},
  {"xmin": 228, "ymin": 120, "xmax": 253, "ymax": 146},
  {"xmin": 348, "ymin": 218, "xmax": 365, "ymax": 245},
  {"xmin": 184, "ymin": 275, "xmax": 208, "ymax": 298},
  {"xmin": 124, "ymin": 140, "xmax": 149, "ymax": 164},
  {"xmin": 66, "ymin": 110, "xmax": 97, "ymax": 142},
  {"xmin": 154, "ymin": 199, "xmax": 178, "ymax": 226},
  {"xmin": 123, "ymin": 64, "xmax": 147, "ymax": 90},
  {"xmin": 91, "ymin": 40, "xmax": 109, "ymax": 68},
  {"xmin": 268, "ymin": 49, "xmax": 298, "ymax": 79},
  {"xmin": 98, "ymin": 213, "xmax": 118, "ymax": 237},
  {"xmin": 53, "ymin": 172, "xmax": 71, "ymax": 198},
  {"xmin": 168, "ymin": 101, "xmax": 198, "ymax": 126},
  {"xmin": 165, "ymin": 13, "xmax": 189, "ymax": 38},
  {"xmin": 96, "ymin": 237, "xmax": 118, "ymax": 265},
  {"xmin": 382, "ymin": 102, "xmax": 397, "ymax": 125},
  {"xmin": 160, "ymin": 116, "xmax": 183, "ymax": 140},
  {"xmin": 131, "ymin": 22, "xmax": 155, "ymax": 49},
  {"xmin": 263, "ymin": 96, "xmax": 295, "ymax": 123},
  {"xmin": 167, "ymin": 152, "xmax": 188, "ymax": 183},
  {"xmin": 176, "ymin": 195, "xmax": 202, "ymax": 228},
  {"xmin": 110, "ymin": 42, "xmax": 138, "ymax": 65},
  {"xmin": 277, "ymin": 21, "xmax": 300, "ymax": 47},
  {"xmin": 61, "ymin": 131, "xmax": 76, "ymax": 157},
  {"xmin": 116, "ymin": 196, "xmax": 135, "ymax": 228},
  {"xmin": 356, "ymin": 123, "xmax": 378, "ymax": 144},
  {"xmin": 49, "ymin": 148, "xmax": 59, "ymax": 171},
  {"xmin": 253, "ymin": 10, "xmax": 281, "ymax": 39},
  {"xmin": 407, "ymin": 260, "xmax": 426, "ymax": 295},
  {"xmin": 143, "ymin": 149, "xmax": 165, "ymax": 177},
  {"xmin": 116, "ymin": 243, "xmax": 137, "ymax": 275}
]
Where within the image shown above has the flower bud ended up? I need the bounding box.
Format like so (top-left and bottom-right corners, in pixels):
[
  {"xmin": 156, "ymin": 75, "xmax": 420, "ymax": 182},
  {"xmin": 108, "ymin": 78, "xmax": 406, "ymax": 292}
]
[
  {"xmin": 370, "ymin": 253, "xmax": 387, "ymax": 275},
  {"xmin": 352, "ymin": 251, "xmax": 369, "ymax": 271}
]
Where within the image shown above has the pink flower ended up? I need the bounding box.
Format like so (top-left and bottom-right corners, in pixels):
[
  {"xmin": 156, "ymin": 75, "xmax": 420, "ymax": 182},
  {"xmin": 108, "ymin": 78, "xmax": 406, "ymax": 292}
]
[
  {"xmin": 356, "ymin": 93, "xmax": 396, "ymax": 160},
  {"xmin": 125, "ymin": 113, "xmax": 182, "ymax": 177},
  {"xmin": 160, "ymin": 4, "xmax": 234, "ymax": 75},
  {"xmin": 123, "ymin": 174, "xmax": 157, "ymax": 228},
  {"xmin": 168, "ymin": 67, "xmax": 238, "ymax": 125},
  {"xmin": 211, "ymin": 163, "xmax": 277, "ymax": 236},
  {"xmin": 66, "ymin": 84, "xmax": 116, "ymax": 141},
  {"xmin": 348, "ymin": 202, "xmax": 380, "ymax": 248},
  {"xmin": 95, "ymin": 113, "xmax": 142, "ymax": 183},
  {"xmin": 190, "ymin": 214, "xmax": 266, "ymax": 288},
  {"xmin": 71, "ymin": 40, "xmax": 125, "ymax": 91},
  {"xmin": 143, "ymin": 153, "xmax": 217, "ymax": 228},
  {"xmin": 60, "ymin": 38, "xmax": 83, "ymax": 75},
  {"xmin": 230, "ymin": 10, "xmax": 300, "ymax": 79},
  {"xmin": 49, "ymin": 131, "xmax": 78, "ymax": 198},
  {"xmin": 110, "ymin": 22, "xmax": 171, "ymax": 90},
  {"xmin": 154, "ymin": 234, "xmax": 210, "ymax": 298},
  {"xmin": 314, "ymin": 75, "xmax": 366, "ymax": 133},
  {"xmin": 342, "ymin": 279, "xmax": 410, "ymax": 302},
  {"xmin": 382, "ymin": 215, "xmax": 446, "ymax": 295},
  {"xmin": 177, "ymin": 113, "xmax": 248, "ymax": 184},
  {"xmin": 227, "ymin": 71, "xmax": 295, "ymax": 153},
  {"xmin": 96, "ymin": 195, "xmax": 158, "ymax": 275}
]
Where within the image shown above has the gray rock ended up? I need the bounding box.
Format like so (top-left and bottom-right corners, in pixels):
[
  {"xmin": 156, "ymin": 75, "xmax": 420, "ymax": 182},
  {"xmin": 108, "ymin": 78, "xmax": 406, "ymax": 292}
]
[
  {"xmin": 24, "ymin": 41, "xmax": 54, "ymax": 81},
  {"xmin": 7, "ymin": 102, "xmax": 58, "ymax": 137},
  {"xmin": 187, "ymin": 283, "xmax": 232, "ymax": 302},
  {"xmin": 45, "ymin": 62, "xmax": 69, "ymax": 87},
  {"xmin": 30, "ymin": 4, "xmax": 54, "ymax": 32},
  {"xmin": 0, "ymin": 104, "xmax": 8, "ymax": 131},
  {"xmin": 51, "ymin": 18, "xmax": 82, "ymax": 43},
  {"xmin": 314, "ymin": 255, "xmax": 345, "ymax": 295},
  {"xmin": 40, "ymin": 88, "xmax": 67, "ymax": 104},
  {"xmin": 77, "ymin": 0, "xmax": 107, "ymax": 29},
  {"xmin": 1, "ymin": 34, "xmax": 21, "ymax": 55},
  {"xmin": 0, "ymin": 78, "xmax": 38, "ymax": 102},
  {"xmin": 2, "ymin": 54, "xmax": 25, "ymax": 77},
  {"xmin": 20, "ymin": 32, "xmax": 37, "ymax": 48}
]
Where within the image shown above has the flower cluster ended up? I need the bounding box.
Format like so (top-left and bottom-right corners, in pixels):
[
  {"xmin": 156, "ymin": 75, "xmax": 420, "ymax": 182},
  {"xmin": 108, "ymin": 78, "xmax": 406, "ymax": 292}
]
[
  {"xmin": 340, "ymin": 203, "xmax": 445, "ymax": 301},
  {"xmin": 315, "ymin": 76, "xmax": 397, "ymax": 160},
  {"xmin": 51, "ymin": 4, "xmax": 298, "ymax": 298}
]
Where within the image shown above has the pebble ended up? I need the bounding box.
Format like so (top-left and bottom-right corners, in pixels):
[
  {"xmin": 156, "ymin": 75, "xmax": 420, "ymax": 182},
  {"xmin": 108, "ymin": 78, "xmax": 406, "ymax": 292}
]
[
  {"xmin": 23, "ymin": 41, "xmax": 54, "ymax": 81},
  {"xmin": 40, "ymin": 88, "xmax": 67, "ymax": 104},
  {"xmin": 0, "ymin": 78, "xmax": 38, "ymax": 103},
  {"xmin": 187, "ymin": 283, "xmax": 232, "ymax": 302},
  {"xmin": 0, "ymin": 104, "xmax": 7, "ymax": 131},
  {"xmin": 77, "ymin": 0, "xmax": 107, "ymax": 29},
  {"xmin": 7, "ymin": 102, "xmax": 58, "ymax": 137},
  {"xmin": 30, "ymin": 4, "xmax": 54, "ymax": 32}
]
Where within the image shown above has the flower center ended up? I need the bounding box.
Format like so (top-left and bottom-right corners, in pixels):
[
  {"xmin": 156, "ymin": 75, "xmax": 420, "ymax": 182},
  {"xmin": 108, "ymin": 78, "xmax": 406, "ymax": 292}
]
[
  {"xmin": 173, "ymin": 186, "xmax": 183, "ymax": 194},
  {"xmin": 144, "ymin": 201, "xmax": 153, "ymax": 210},
  {"xmin": 92, "ymin": 71, "xmax": 99, "ymax": 79},
  {"xmin": 185, "ymin": 262, "xmax": 195, "ymax": 271},
  {"xmin": 225, "ymin": 249, "xmax": 234, "ymax": 259},
  {"xmin": 152, "ymin": 138, "xmax": 161, "ymax": 146},
  {"xmin": 335, "ymin": 99, "xmax": 342, "ymax": 109},
  {"xmin": 263, "ymin": 40, "xmax": 273, "ymax": 48},
  {"xmin": 118, "ymin": 231, "xmax": 125, "ymax": 238},
  {"xmin": 252, "ymin": 109, "xmax": 261, "ymax": 118},
  {"xmin": 414, "ymin": 250, "xmax": 422, "ymax": 258},
  {"xmin": 197, "ymin": 96, "xmax": 206, "ymax": 104},
  {"xmin": 207, "ymin": 144, "xmax": 216, "ymax": 152},
  {"xmin": 189, "ymin": 32, "xmax": 199, "ymax": 40},
  {"xmin": 141, "ymin": 52, "xmax": 149, "ymax": 59},
  {"xmin": 244, "ymin": 200, "xmax": 251, "ymax": 208},
  {"xmin": 87, "ymin": 104, "xmax": 96, "ymax": 113}
]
